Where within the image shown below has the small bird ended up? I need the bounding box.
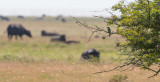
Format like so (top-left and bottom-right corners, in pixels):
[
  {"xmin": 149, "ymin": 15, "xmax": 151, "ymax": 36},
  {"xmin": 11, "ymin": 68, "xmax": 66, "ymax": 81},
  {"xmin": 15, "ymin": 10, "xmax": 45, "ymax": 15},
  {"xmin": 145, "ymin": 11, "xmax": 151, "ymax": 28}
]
[{"xmin": 107, "ymin": 27, "xmax": 111, "ymax": 37}]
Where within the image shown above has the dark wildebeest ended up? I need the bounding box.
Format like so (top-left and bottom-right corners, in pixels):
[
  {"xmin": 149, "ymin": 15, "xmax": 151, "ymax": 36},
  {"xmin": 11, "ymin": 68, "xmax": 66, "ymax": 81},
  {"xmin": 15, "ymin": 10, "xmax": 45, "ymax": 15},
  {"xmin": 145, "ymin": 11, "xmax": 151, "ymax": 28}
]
[
  {"xmin": 7, "ymin": 24, "xmax": 32, "ymax": 40},
  {"xmin": 50, "ymin": 34, "xmax": 66, "ymax": 42},
  {"xmin": 81, "ymin": 49, "xmax": 100, "ymax": 61},
  {"xmin": 61, "ymin": 18, "xmax": 66, "ymax": 23},
  {"xmin": 0, "ymin": 16, "xmax": 9, "ymax": 21},
  {"xmin": 42, "ymin": 14, "xmax": 46, "ymax": 18},
  {"xmin": 17, "ymin": 16, "xmax": 24, "ymax": 19},
  {"xmin": 41, "ymin": 30, "xmax": 59, "ymax": 36},
  {"xmin": 65, "ymin": 40, "xmax": 80, "ymax": 44}
]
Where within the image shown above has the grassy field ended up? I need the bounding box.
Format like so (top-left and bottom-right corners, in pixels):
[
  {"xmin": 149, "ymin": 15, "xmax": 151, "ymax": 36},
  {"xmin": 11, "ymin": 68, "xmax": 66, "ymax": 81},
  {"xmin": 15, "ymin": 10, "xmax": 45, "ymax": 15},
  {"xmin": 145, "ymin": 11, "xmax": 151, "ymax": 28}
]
[{"xmin": 0, "ymin": 16, "xmax": 159, "ymax": 82}]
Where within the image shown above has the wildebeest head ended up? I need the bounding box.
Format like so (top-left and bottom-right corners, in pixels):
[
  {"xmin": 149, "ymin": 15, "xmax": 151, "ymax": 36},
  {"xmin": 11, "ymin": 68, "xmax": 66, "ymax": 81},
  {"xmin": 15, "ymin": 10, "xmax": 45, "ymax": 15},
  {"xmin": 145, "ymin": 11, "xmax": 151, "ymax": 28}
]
[{"xmin": 25, "ymin": 30, "xmax": 32, "ymax": 38}]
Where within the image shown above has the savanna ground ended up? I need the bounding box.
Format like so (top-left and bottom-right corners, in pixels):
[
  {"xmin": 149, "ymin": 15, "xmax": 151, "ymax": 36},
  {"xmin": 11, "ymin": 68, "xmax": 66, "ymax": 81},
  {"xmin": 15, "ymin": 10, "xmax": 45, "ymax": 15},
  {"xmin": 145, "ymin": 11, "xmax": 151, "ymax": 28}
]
[{"xmin": 0, "ymin": 16, "xmax": 159, "ymax": 82}]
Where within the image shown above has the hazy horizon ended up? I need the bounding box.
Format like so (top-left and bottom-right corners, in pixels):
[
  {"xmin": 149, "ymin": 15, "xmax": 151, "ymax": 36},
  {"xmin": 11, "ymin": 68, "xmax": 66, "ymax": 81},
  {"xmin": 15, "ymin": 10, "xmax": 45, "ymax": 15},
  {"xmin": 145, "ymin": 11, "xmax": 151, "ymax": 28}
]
[{"xmin": 0, "ymin": 0, "xmax": 134, "ymax": 17}]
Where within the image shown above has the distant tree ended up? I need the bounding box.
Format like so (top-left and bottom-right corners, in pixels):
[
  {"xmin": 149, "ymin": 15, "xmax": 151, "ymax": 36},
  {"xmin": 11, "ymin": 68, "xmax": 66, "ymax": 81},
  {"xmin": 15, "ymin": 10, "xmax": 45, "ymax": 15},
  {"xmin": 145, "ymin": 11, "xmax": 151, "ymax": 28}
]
[{"xmin": 74, "ymin": 0, "xmax": 160, "ymax": 78}]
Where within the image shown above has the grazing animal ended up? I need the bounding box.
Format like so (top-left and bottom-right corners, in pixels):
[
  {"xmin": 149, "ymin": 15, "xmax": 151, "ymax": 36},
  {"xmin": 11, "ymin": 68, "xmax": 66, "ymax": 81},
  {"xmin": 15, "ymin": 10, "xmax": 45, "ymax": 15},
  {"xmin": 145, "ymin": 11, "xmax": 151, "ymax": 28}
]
[
  {"xmin": 61, "ymin": 18, "xmax": 66, "ymax": 23},
  {"xmin": 7, "ymin": 24, "xmax": 32, "ymax": 40},
  {"xmin": 65, "ymin": 40, "xmax": 80, "ymax": 44},
  {"xmin": 50, "ymin": 35, "xmax": 66, "ymax": 42},
  {"xmin": 41, "ymin": 30, "xmax": 59, "ymax": 36},
  {"xmin": 17, "ymin": 16, "xmax": 24, "ymax": 19},
  {"xmin": 81, "ymin": 49, "xmax": 100, "ymax": 61},
  {"xmin": 55, "ymin": 15, "xmax": 67, "ymax": 23},
  {"xmin": 0, "ymin": 16, "xmax": 9, "ymax": 21},
  {"xmin": 42, "ymin": 14, "xmax": 46, "ymax": 18}
]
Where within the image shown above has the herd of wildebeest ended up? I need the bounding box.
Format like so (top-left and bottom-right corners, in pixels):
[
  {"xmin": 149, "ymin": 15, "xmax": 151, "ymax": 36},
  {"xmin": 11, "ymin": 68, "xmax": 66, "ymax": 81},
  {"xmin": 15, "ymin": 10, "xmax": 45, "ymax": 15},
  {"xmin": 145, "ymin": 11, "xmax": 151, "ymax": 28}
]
[
  {"xmin": 0, "ymin": 14, "xmax": 66, "ymax": 22},
  {"xmin": 1, "ymin": 15, "xmax": 100, "ymax": 62}
]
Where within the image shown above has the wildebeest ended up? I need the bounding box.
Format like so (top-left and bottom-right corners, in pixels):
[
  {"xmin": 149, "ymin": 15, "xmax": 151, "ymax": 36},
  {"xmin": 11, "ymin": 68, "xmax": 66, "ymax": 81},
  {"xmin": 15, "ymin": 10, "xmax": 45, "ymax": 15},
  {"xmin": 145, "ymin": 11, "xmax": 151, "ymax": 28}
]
[
  {"xmin": 55, "ymin": 15, "xmax": 67, "ymax": 23},
  {"xmin": 7, "ymin": 24, "xmax": 32, "ymax": 40},
  {"xmin": 41, "ymin": 30, "xmax": 59, "ymax": 36},
  {"xmin": 42, "ymin": 14, "xmax": 46, "ymax": 18},
  {"xmin": 17, "ymin": 16, "xmax": 24, "ymax": 19},
  {"xmin": 0, "ymin": 16, "xmax": 9, "ymax": 21},
  {"xmin": 81, "ymin": 49, "xmax": 100, "ymax": 61},
  {"xmin": 50, "ymin": 34, "xmax": 66, "ymax": 42},
  {"xmin": 61, "ymin": 18, "xmax": 66, "ymax": 23},
  {"xmin": 65, "ymin": 40, "xmax": 80, "ymax": 44},
  {"xmin": 50, "ymin": 35, "xmax": 80, "ymax": 44}
]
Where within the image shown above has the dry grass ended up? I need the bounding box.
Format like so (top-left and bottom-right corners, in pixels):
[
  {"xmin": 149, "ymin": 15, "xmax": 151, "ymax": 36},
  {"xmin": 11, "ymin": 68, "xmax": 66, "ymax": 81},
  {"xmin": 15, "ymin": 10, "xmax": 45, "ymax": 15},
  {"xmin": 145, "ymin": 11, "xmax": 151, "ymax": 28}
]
[{"xmin": 0, "ymin": 62, "xmax": 159, "ymax": 82}]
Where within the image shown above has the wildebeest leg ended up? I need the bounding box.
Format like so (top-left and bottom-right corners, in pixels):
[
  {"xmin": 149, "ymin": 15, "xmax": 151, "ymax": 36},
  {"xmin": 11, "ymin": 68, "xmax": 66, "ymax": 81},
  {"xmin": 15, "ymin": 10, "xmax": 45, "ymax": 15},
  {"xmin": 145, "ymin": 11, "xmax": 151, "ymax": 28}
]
[
  {"xmin": 20, "ymin": 36, "xmax": 23, "ymax": 40},
  {"xmin": 10, "ymin": 35, "xmax": 13, "ymax": 40}
]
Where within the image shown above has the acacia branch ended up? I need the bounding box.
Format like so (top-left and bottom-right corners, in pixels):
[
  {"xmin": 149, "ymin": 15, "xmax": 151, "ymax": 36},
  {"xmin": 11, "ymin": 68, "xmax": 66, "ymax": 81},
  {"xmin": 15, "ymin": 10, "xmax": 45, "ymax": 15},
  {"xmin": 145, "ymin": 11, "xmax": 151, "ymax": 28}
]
[
  {"xmin": 88, "ymin": 31, "xmax": 95, "ymax": 41},
  {"xmin": 142, "ymin": 66, "xmax": 160, "ymax": 78},
  {"xmin": 148, "ymin": 69, "xmax": 160, "ymax": 78},
  {"xmin": 73, "ymin": 17, "xmax": 118, "ymax": 39},
  {"xmin": 120, "ymin": 65, "xmax": 135, "ymax": 72},
  {"xmin": 94, "ymin": 62, "xmax": 132, "ymax": 74}
]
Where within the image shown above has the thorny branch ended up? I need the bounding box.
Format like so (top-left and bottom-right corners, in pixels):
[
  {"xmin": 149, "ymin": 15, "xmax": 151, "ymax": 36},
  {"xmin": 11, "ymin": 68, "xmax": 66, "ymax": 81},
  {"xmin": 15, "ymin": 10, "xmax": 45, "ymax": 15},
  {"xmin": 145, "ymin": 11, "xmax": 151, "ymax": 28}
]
[
  {"xmin": 73, "ymin": 17, "xmax": 118, "ymax": 41},
  {"xmin": 144, "ymin": 67, "xmax": 160, "ymax": 78},
  {"xmin": 94, "ymin": 63, "xmax": 132, "ymax": 74},
  {"xmin": 73, "ymin": 17, "xmax": 108, "ymax": 33},
  {"xmin": 91, "ymin": 8, "xmax": 115, "ymax": 15},
  {"xmin": 95, "ymin": 56, "xmax": 160, "ymax": 78},
  {"xmin": 73, "ymin": 17, "xmax": 108, "ymax": 41},
  {"xmin": 91, "ymin": 8, "xmax": 118, "ymax": 25}
]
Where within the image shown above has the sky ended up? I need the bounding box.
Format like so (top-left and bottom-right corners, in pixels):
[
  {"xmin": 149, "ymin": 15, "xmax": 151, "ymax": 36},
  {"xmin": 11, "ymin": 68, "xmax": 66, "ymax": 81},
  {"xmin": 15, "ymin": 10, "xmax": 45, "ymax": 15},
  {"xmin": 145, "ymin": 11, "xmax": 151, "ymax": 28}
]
[{"xmin": 0, "ymin": 0, "xmax": 134, "ymax": 17}]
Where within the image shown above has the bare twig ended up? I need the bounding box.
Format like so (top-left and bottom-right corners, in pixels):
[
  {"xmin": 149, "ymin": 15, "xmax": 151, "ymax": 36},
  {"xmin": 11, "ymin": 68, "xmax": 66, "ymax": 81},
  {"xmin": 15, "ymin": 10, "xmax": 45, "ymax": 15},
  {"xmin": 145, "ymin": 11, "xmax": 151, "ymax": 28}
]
[
  {"xmin": 109, "ymin": 54, "xmax": 122, "ymax": 64},
  {"xmin": 120, "ymin": 65, "xmax": 135, "ymax": 72},
  {"xmin": 95, "ymin": 63, "xmax": 131, "ymax": 74},
  {"xmin": 88, "ymin": 31, "xmax": 95, "ymax": 42},
  {"xmin": 148, "ymin": 69, "xmax": 160, "ymax": 78},
  {"xmin": 73, "ymin": 17, "xmax": 118, "ymax": 40},
  {"xmin": 141, "ymin": 66, "xmax": 160, "ymax": 78}
]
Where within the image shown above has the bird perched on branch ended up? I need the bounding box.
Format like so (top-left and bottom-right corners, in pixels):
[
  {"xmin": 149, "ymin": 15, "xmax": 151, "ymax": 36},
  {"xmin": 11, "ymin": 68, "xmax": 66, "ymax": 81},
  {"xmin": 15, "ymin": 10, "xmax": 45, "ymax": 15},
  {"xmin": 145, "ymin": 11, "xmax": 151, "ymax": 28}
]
[{"xmin": 107, "ymin": 27, "xmax": 111, "ymax": 37}]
